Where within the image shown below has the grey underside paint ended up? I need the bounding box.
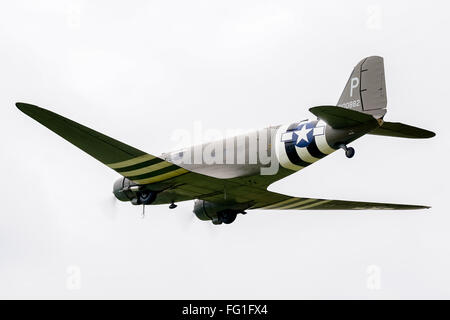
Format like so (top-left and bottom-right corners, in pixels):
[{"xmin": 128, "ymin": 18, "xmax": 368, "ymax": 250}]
[{"xmin": 162, "ymin": 127, "xmax": 277, "ymax": 179}]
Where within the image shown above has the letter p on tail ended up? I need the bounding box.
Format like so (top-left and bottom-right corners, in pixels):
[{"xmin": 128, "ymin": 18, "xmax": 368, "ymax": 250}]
[{"xmin": 338, "ymin": 56, "xmax": 387, "ymax": 119}]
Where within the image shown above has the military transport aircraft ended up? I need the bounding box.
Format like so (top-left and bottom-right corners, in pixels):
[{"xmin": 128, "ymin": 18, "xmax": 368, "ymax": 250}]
[{"xmin": 16, "ymin": 56, "xmax": 435, "ymax": 225}]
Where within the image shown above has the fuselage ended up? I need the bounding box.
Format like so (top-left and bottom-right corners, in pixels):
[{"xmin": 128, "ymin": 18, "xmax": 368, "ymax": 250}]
[{"xmin": 162, "ymin": 118, "xmax": 373, "ymax": 184}]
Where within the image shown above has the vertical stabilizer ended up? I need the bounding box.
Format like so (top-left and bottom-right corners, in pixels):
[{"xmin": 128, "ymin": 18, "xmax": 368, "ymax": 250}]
[{"xmin": 337, "ymin": 56, "xmax": 387, "ymax": 119}]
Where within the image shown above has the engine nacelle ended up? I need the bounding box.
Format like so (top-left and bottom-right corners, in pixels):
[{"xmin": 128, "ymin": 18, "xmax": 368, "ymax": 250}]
[
  {"xmin": 113, "ymin": 177, "xmax": 157, "ymax": 205},
  {"xmin": 113, "ymin": 177, "xmax": 137, "ymax": 202},
  {"xmin": 193, "ymin": 200, "xmax": 249, "ymax": 225}
]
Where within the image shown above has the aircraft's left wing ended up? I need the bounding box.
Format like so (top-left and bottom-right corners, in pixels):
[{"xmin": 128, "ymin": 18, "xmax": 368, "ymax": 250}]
[{"xmin": 16, "ymin": 102, "xmax": 190, "ymax": 184}]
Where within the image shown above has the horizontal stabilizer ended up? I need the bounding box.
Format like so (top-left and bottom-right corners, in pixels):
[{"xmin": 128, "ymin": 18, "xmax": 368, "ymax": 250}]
[
  {"xmin": 309, "ymin": 105, "xmax": 379, "ymax": 129},
  {"xmin": 369, "ymin": 121, "xmax": 435, "ymax": 139}
]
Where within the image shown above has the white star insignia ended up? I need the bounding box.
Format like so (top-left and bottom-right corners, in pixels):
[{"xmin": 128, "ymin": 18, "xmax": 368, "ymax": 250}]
[{"xmin": 295, "ymin": 126, "xmax": 312, "ymax": 145}]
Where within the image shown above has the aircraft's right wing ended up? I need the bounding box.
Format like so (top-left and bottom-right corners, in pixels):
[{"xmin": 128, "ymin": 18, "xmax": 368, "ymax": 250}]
[{"xmin": 248, "ymin": 190, "xmax": 429, "ymax": 210}]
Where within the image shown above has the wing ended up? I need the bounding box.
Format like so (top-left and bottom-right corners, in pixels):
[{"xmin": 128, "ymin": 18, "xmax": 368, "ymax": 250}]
[
  {"xmin": 248, "ymin": 190, "xmax": 429, "ymax": 210},
  {"xmin": 16, "ymin": 102, "xmax": 189, "ymax": 184}
]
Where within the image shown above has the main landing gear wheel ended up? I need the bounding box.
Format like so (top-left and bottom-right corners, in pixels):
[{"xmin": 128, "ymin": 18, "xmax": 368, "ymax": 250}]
[
  {"xmin": 139, "ymin": 191, "xmax": 156, "ymax": 204},
  {"xmin": 213, "ymin": 211, "xmax": 238, "ymax": 225},
  {"xmin": 220, "ymin": 212, "xmax": 237, "ymax": 224}
]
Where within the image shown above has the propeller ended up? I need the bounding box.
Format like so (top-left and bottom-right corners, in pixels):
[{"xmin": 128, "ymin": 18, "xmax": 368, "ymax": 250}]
[
  {"xmin": 102, "ymin": 194, "xmax": 121, "ymax": 220},
  {"xmin": 180, "ymin": 207, "xmax": 196, "ymax": 228}
]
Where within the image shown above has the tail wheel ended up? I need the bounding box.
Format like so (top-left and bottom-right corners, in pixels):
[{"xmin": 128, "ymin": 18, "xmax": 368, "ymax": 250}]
[
  {"xmin": 339, "ymin": 144, "xmax": 355, "ymax": 159},
  {"xmin": 345, "ymin": 147, "xmax": 355, "ymax": 158}
]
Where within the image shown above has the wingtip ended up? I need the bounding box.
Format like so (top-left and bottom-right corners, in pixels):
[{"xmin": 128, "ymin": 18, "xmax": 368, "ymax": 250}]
[
  {"xmin": 397, "ymin": 203, "xmax": 431, "ymax": 210},
  {"xmin": 15, "ymin": 102, "xmax": 42, "ymax": 116},
  {"xmin": 419, "ymin": 129, "xmax": 436, "ymax": 139},
  {"xmin": 16, "ymin": 102, "xmax": 33, "ymax": 112},
  {"xmin": 415, "ymin": 205, "xmax": 431, "ymax": 210}
]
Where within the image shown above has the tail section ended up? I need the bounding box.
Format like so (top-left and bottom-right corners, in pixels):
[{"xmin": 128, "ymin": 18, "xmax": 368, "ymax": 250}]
[
  {"xmin": 337, "ymin": 56, "xmax": 387, "ymax": 119},
  {"xmin": 311, "ymin": 56, "xmax": 435, "ymax": 139}
]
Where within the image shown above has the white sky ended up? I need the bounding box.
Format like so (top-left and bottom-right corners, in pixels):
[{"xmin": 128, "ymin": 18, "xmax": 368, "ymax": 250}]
[{"xmin": 0, "ymin": 0, "xmax": 448, "ymax": 299}]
